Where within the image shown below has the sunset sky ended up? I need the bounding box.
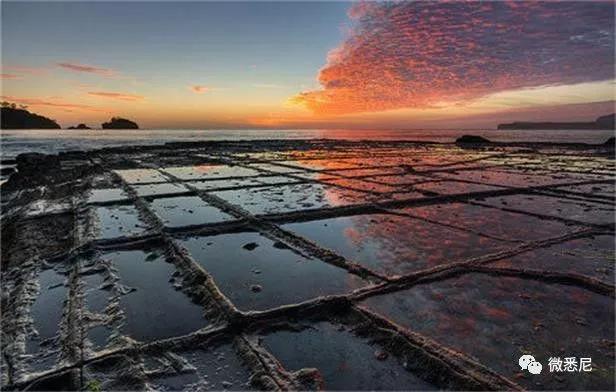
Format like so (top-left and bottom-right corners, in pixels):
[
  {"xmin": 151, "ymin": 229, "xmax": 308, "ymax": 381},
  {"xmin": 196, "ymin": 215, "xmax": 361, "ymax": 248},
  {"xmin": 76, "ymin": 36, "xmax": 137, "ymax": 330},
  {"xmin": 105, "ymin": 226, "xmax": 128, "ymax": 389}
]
[{"xmin": 1, "ymin": 1, "xmax": 614, "ymax": 129}]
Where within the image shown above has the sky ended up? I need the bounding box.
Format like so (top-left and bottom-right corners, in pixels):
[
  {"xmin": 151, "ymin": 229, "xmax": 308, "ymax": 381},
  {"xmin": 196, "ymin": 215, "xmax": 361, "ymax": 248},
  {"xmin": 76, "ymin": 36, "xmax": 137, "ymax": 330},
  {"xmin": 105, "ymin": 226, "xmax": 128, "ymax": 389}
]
[{"xmin": 1, "ymin": 0, "xmax": 615, "ymax": 129}]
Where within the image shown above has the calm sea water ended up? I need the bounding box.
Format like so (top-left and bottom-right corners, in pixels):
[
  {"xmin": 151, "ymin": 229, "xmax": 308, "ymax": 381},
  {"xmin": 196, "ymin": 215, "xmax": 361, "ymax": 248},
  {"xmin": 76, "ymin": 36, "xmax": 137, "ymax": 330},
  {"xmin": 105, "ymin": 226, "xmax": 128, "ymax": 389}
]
[{"xmin": 1, "ymin": 128, "xmax": 614, "ymax": 160}]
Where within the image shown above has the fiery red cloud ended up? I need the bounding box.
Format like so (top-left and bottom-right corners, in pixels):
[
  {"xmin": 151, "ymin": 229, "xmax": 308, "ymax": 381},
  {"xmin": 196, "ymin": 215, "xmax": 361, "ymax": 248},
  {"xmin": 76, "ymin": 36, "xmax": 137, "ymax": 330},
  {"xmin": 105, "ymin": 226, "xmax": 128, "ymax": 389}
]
[
  {"xmin": 87, "ymin": 91, "xmax": 144, "ymax": 101},
  {"xmin": 294, "ymin": 1, "xmax": 615, "ymax": 115},
  {"xmin": 190, "ymin": 85, "xmax": 209, "ymax": 94},
  {"xmin": 57, "ymin": 62, "xmax": 114, "ymax": 76}
]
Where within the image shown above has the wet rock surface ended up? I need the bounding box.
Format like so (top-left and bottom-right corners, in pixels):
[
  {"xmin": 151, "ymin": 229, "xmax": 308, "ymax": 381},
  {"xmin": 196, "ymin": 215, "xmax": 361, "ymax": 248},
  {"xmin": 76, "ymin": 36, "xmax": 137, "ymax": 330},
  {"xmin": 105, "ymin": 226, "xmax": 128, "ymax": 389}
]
[{"xmin": 1, "ymin": 139, "xmax": 614, "ymax": 390}]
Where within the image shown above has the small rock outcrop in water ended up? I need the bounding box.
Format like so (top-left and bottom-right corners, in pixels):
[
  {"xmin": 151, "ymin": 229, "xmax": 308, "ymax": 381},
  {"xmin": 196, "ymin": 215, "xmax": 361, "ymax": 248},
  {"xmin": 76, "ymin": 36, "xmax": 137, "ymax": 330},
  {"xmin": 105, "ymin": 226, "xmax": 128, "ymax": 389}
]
[
  {"xmin": 498, "ymin": 113, "xmax": 615, "ymax": 130},
  {"xmin": 242, "ymin": 242, "xmax": 259, "ymax": 251},
  {"xmin": 455, "ymin": 135, "xmax": 491, "ymax": 144},
  {"xmin": 596, "ymin": 114, "xmax": 615, "ymax": 129},
  {"xmin": 101, "ymin": 117, "xmax": 139, "ymax": 129},
  {"xmin": 1, "ymin": 105, "xmax": 60, "ymax": 129},
  {"xmin": 67, "ymin": 123, "xmax": 91, "ymax": 130}
]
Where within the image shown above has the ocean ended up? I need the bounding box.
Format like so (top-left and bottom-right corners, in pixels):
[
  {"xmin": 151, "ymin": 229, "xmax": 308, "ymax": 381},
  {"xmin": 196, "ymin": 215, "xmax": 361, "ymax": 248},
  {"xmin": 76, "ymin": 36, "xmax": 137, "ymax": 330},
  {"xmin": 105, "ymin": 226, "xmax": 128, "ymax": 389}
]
[{"xmin": 1, "ymin": 128, "xmax": 614, "ymax": 160}]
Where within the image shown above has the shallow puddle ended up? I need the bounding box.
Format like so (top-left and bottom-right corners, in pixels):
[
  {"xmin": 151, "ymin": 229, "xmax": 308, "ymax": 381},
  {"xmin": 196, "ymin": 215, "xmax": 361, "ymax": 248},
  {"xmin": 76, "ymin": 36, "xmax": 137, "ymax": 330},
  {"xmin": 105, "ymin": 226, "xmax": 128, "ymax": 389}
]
[
  {"xmin": 149, "ymin": 196, "xmax": 235, "ymax": 228},
  {"xmin": 246, "ymin": 163, "xmax": 305, "ymax": 174},
  {"xmin": 191, "ymin": 177, "xmax": 266, "ymax": 191},
  {"xmin": 25, "ymin": 268, "xmax": 67, "ymax": 371},
  {"xmin": 554, "ymin": 182, "xmax": 615, "ymax": 198},
  {"xmin": 88, "ymin": 325, "xmax": 113, "ymax": 350},
  {"xmin": 80, "ymin": 269, "xmax": 114, "ymax": 350},
  {"xmin": 283, "ymin": 214, "xmax": 507, "ymax": 276},
  {"xmin": 287, "ymin": 158, "xmax": 367, "ymax": 171},
  {"xmin": 162, "ymin": 165, "xmax": 261, "ymax": 180},
  {"xmin": 30, "ymin": 269, "xmax": 67, "ymax": 342},
  {"xmin": 436, "ymin": 169, "xmax": 573, "ymax": 188},
  {"xmin": 360, "ymin": 273, "xmax": 615, "ymax": 391},
  {"xmin": 82, "ymin": 272, "xmax": 110, "ymax": 314},
  {"xmin": 87, "ymin": 188, "xmax": 129, "ymax": 204},
  {"xmin": 213, "ymin": 183, "xmax": 369, "ymax": 215},
  {"xmin": 132, "ymin": 182, "xmax": 188, "ymax": 197},
  {"xmin": 103, "ymin": 250, "xmax": 208, "ymax": 341},
  {"xmin": 179, "ymin": 232, "xmax": 366, "ymax": 311},
  {"xmin": 369, "ymin": 174, "xmax": 430, "ymax": 185},
  {"xmin": 114, "ymin": 169, "xmax": 168, "ymax": 184},
  {"xmin": 491, "ymin": 234, "xmax": 615, "ymax": 284},
  {"xmin": 93, "ymin": 205, "xmax": 148, "ymax": 239},
  {"xmin": 415, "ymin": 180, "xmax": 503, "ymax": 195},
  {"xmin": 397, "ymin": 202, "xmax": 578, "ymax": 242},
  {"xmin": 322, "ymin": 178, "xmax": 401, "ymax": 194},
  {"xmin": 254, "ymin": 175, "xmax": 303, "ymax": 186},
  {"xmin": 326, "ymin": 167, "xmax": 401, "ymax": 178},
  {"xmin": 477, "ymin": 194, "xmax": 615, "ymax": 225},
  {"xmin": 261, "ymin": 321, "xmax": 436, "ymax": 390},
  {"xmin": 369, "ymin": 154, "xmax": 462, "ymax": 167}
]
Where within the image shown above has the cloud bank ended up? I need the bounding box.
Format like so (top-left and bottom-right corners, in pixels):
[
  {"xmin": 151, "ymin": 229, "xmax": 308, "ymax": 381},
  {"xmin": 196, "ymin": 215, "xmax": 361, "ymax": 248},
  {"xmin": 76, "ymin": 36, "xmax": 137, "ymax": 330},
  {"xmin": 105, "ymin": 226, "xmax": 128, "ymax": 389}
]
[
  {"xmin": 57, "ymin": 62, "xmax": 114, "ymax": 76},
  {"xmin": 87, "ymin": 91, "xmax": 144, "ymax": 101},
  {"xmin": 1, "ymin": 95, "xmax": 101, "ymax": 111},
  {"xmin": 294, "ymin": 1, "xmax": 615, "ymax": 115}
]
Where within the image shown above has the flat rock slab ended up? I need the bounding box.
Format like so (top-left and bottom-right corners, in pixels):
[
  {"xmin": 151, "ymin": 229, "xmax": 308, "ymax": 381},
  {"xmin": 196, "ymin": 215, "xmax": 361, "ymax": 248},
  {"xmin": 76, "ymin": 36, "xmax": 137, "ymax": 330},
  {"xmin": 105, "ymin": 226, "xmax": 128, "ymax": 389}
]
[{"xmin": 1, "ymin": 139, "xmax": 613, "ymax": 391}]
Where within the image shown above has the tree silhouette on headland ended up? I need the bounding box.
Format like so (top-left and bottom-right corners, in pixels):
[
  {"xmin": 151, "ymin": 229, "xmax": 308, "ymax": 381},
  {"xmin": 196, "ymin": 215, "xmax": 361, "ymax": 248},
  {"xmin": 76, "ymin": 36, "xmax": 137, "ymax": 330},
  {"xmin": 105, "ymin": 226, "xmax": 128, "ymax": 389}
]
[{"xmin": 1, "ymin": 101, "xmax": 60, "ymax": 129}]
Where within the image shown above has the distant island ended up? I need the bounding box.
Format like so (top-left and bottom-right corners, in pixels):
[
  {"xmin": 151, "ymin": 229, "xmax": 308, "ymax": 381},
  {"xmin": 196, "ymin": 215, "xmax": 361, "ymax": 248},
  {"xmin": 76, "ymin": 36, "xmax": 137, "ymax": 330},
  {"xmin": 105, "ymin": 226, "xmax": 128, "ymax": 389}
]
[
  {"xmin": 1, "ymin": 102, "xmax": 60, "ymax": 129},
  {"xmin": 102, "ymin": 117, "xmax": 139, "ymax": 129},
  {"xmin": 498, "ymin": 113, "xmax": 615, "ymax": 130},
  {"xmin": 1, "ymin": 102, "xmax": 140, "ymax": 130}
]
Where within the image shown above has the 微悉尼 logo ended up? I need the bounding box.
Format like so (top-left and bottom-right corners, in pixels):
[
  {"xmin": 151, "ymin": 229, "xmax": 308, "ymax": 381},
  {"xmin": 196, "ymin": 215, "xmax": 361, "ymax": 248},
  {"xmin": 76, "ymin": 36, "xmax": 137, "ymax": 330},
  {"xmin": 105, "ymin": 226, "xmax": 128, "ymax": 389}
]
[{"xmin": 519, "ymin": 354, "xmax": 542, "ymax": 374}]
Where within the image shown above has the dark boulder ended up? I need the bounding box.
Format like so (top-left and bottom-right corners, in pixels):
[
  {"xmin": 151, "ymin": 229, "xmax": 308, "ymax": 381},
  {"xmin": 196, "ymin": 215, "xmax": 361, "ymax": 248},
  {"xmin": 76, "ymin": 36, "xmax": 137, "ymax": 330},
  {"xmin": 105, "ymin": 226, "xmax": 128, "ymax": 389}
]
[
  {"xmin": 596, "ymin": 114, "xmax": 615, "ymax": 129},
  {"xmin": 16, "ymin": 153, "xmax": 61, "ymax": 174},
  {"xmin": 0, "ymin": 167, "xmax": 16, "ymax": 176},
  {"xmin": 67, "ymin": 123, "xmax": 91, "ymax": 130},
  {"xmin": 455, "ymin": 135, "xmax": 491, "ymax": 144},
  {"xmin": 101, "ymin": 117, "xmax": 139, "ymax": 129}
]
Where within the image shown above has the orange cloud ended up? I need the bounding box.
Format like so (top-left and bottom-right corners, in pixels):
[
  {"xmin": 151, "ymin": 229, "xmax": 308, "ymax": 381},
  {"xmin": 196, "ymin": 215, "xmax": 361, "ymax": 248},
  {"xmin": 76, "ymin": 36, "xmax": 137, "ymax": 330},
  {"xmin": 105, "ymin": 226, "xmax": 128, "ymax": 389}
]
[
  {"xmin": 0, "ymin": 65, "xmax": 49, "ymax": 80},
  {"xmin": 1, "ymin": 74, "xmax": 22, "ymax": 79},
  {"xmin": 57, "ymin": 62, "xmax": 114, "ymax": 76},
  {"xmin": 87, "ymin": 91, "xmax": 144, "ymax": 101},
  {"xmin": 295, "ymin": 1, "xmax": 615, "ymax": 115},
  {"xmin": 190, "ymin": 85, "xmax": 209, "ymax": 94}
]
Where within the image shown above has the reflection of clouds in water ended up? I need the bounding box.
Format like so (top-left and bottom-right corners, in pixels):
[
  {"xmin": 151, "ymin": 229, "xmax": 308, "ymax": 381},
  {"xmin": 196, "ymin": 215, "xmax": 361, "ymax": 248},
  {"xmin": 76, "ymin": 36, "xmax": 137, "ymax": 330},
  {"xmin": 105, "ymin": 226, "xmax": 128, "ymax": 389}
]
[
  {"xmin": 194, "ymin": 164, "xmax": 216, "ymax": 174},
  {"xmin": 288, "ymin": 211, "xmax": 505, "ymax": 275},
  {"xmin": 361, "ymin": 273, "xmax": 613, "ymax": 390}
]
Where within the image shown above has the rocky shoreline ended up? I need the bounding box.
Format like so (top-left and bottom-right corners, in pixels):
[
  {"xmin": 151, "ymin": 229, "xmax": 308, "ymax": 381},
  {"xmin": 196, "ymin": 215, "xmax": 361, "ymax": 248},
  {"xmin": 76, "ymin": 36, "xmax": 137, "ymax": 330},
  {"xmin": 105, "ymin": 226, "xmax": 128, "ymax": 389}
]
[{"xmin": 1, "ymin": 139, "xmax": 614, "ymax": 391}]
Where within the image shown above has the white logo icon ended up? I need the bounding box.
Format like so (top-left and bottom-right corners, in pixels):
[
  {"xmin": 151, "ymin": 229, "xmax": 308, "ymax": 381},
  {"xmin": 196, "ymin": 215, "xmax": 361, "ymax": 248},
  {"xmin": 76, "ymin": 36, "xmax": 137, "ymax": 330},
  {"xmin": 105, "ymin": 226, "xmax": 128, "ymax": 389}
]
[
  {"xmin": 527, "ymin": 361, "xmax": 543, "ymax": 375},
  {"xmin": 519, "ymin": 354, "xmax": 542, "ymax": 374}
]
